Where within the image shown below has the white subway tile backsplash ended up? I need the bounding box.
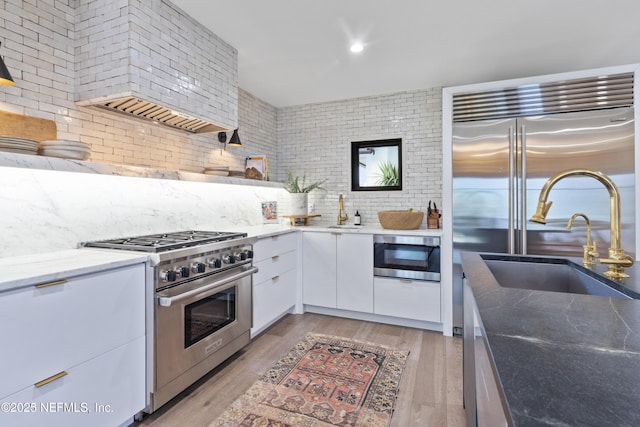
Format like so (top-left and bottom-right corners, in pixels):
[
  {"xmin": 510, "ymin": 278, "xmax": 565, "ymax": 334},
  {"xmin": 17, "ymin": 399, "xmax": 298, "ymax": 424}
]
[
  {"xmin": 0, "ymin": 0, "xmax": 444, "ymax": 248},
  {"xmin": 277, "ymin": 89, "xmax": 442, "ymax": 227}
]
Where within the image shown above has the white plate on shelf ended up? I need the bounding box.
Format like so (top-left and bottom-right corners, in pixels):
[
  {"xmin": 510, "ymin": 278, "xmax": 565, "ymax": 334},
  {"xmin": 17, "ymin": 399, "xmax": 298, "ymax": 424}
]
[
  {"xmin": 40, "ymin": 139, "xmax": 91, "ymax": 149},
  {"xmin": 0, "ymin": 147, "xmax": 38, "ymax": 154},
  {"xmin": 40, "ymin": 148, "xmax": 90, "ymax": 160}
]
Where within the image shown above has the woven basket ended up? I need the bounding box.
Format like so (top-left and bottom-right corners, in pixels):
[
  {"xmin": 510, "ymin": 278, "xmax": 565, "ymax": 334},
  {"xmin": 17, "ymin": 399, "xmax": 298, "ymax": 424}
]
[{"xmin": 378, "ymin": 210, "xmax": 424, "ymax": 229}]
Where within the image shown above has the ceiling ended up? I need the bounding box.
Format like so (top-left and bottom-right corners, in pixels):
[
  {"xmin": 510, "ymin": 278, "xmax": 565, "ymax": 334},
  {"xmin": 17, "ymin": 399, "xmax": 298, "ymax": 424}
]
[{"xmin": 171, "ymin": 0, "xmax": 640, "ymax": 108}]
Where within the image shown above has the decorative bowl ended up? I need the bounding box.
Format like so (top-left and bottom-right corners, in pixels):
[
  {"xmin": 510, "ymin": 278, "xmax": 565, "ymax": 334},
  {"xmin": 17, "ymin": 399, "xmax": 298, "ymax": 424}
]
[{"xmin": 377, "ymin": 210, "xmax": 424, "ymax": 229}]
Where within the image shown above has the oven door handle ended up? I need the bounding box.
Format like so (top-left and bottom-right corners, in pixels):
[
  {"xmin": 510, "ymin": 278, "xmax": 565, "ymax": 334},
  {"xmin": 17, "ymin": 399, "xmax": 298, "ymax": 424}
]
[{"xmin": 157, "ymin": 267, "xmax": 258, "ymax": 307}]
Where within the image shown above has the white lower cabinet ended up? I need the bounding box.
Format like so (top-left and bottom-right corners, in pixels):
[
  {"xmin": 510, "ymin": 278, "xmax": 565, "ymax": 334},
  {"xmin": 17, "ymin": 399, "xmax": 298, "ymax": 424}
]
[
  {"xmin": 302, "ymin": 232, "xmax": 337, "ymax": 307},
  {"xmin": 0, "ymin": 264, "xmax": 146, "ymax": 426},
  {"xmin": 303, "ymin": 232, "xmax": 373, "ymax": 313},
  {"xmin": 1, "ymin": 337, "xmax": 145, "ymax": 427},
  {"xmin": 251, "ymin": 232, "xmax": 298, "ymax": 336},
  {"xmin": 374, "ymin": 276, "xmax": 441, "ymax": 322},
  {"xmin": 337, "ymin": 233, "xmax": 373, "ymax": 312}
]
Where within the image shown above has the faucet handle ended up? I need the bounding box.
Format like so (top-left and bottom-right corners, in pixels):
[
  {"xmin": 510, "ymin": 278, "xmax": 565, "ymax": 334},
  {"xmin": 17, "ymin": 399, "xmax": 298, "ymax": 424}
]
[
  {"xmin": 583, "ymin": 241, "xmax": 599, "ymax": 266},
  {"xmin": 599, "ymin": 251, "xmax": 634, "ymax": 278}
]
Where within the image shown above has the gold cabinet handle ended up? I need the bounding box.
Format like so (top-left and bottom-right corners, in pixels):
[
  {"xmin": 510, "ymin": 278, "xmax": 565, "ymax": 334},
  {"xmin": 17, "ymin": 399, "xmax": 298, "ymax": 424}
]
[
  {"xmin": 271, "ymin": 255, "xmax": 280, "ymax": 261},
  {"xmin": 34, "ymin": 371, "xmax": 68, "ymax": 388},
  {"xmin": 271, "ymin": 275, "xmax": 280, "ymax": 281},
  {"xmin": 400, "ymin": 279, "xmax": 413, "ymax": 283},
  {"xmin": 35, "ymin": 279, "xmax": 67, "ymax": 289}
]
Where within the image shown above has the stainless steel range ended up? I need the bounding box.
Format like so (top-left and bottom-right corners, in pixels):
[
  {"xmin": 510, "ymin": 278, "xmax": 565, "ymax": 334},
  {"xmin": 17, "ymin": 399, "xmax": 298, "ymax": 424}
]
[{"xmin": 83, "ymin": 230, "xmax": 257, "ymax": 413}]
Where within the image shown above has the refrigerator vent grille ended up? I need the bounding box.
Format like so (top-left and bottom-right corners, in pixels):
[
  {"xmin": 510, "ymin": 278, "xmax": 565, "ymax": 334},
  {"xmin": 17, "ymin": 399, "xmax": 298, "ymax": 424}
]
[{"xmin": 453, "ymin": 72, "xmax": 634, "ymax": 122}]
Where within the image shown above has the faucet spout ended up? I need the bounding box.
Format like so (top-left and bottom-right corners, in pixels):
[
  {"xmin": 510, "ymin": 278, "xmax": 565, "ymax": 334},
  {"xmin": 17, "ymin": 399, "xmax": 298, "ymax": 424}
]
[
  {"xmin": 567, "ymin": 213, "xmax": 599, "ymax": 267},
  {"xmin": 529, "ymin": 168, "xmax": 633, "ymax": 278},
  {"xmin": 337, "ymin": 194, "xmax": 348, "ymax": 225}
]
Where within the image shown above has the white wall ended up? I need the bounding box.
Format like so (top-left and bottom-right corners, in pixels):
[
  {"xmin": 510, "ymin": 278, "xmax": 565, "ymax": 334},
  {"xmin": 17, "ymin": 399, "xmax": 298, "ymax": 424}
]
[
  {"xmin": 0, "ymin": 0, "xmax": 276, "ymax": 174},
  {"xmin": 277, "ymin": 89, "xmax": 443, "ymax": 227},
  {"xmin": 0, "ymin": 0, "xmax": 282, "ymax": 258}
]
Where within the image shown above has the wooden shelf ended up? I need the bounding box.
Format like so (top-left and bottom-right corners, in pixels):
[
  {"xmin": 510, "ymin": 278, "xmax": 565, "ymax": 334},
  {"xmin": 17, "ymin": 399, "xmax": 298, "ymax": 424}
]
[{"xmin": 283, "ymin": 214, "xmax": 321, "ymax": 226}]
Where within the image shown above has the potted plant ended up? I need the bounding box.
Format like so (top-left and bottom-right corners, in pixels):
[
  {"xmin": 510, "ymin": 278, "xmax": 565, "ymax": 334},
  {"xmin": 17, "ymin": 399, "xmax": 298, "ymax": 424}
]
[
  {"xmin": 375, "ymin": 161, "xmax": 400, "ymax": 186},
  {"xmin": 284, "ymin": 171, "xmax": 326, "ymax": 215}
]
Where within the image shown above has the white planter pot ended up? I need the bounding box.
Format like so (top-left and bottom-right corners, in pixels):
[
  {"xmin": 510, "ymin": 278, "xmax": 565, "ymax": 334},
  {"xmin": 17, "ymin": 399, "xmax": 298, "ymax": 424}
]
[{"xmin": 290, "ymin": 193, "xmax": 308, "ymax": 215}]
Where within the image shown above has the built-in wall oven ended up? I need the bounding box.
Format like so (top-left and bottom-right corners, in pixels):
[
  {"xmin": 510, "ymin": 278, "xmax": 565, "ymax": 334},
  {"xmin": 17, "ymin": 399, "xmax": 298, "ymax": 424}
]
[
  {"xmin": 374, "ymin": 234, "xmax": 440, "ymax": 281},
  {"xmin": 83, "ymin": 230, "xmax": 257, "ymax": 413}
]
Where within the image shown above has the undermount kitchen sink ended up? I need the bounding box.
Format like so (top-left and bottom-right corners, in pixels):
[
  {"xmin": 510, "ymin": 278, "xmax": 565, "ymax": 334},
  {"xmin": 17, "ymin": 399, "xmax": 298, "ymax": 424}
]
[
  {"xmin": 327, "ymin": 225, "xmax": 361, "ymax": 229},
  {"xmin": 481, "ymin": 254, "xmax": 631, "ymax": 299}
]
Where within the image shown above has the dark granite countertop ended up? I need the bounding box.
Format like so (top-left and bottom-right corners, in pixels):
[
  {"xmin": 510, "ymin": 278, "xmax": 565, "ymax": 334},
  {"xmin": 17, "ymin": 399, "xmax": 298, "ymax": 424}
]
[{"xmin": 461, "ymin": 252, "xmax": 640, "ymax": 427}]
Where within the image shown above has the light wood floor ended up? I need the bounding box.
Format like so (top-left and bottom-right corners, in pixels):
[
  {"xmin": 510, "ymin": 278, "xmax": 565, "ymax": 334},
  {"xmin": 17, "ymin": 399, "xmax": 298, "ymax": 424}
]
[{"xmin": 133, "ymin": 313, "xmax": 466, "ymax": 427}]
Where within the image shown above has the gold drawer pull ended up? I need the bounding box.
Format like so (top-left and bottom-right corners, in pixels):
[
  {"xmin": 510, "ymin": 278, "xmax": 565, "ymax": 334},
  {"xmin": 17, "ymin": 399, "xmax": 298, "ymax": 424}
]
[
  {"xmin": 35, "ymin": 279, "xmax": 67, "ymax": 289},
  {"xmin": 400, "ymin": 279, "xmax": 413, "ymax": 283},
  {"xmin": 34, "ymin": 371, "xmax": 68, "ymax": 388},
  {"xmin": 271, "ymin": 275, "xmax": 280, "ymax": 281},
  {"xmin": 271, "ymin": 255, "xmax": 280, "ymax": 261}
]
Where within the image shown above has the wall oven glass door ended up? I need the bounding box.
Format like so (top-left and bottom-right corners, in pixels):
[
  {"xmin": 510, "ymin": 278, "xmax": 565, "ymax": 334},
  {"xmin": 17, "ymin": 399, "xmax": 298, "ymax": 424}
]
[{"xmin": 374, "ymin": 235, "xmax": 440, "ymax": 281}]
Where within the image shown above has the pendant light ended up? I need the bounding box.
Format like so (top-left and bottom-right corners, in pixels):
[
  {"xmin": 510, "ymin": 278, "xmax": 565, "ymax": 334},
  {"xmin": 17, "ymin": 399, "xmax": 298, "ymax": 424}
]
[
  {"xmin": 0, "ymin": 42, "xmax": 15, "ymax": 86},
  {"xmin": 228, "ymin": 128, "xmax": 242, "ymax": 147},
  {"xmin": 217, "ymin": 128, "xmax": 242, "ymax": 150}
]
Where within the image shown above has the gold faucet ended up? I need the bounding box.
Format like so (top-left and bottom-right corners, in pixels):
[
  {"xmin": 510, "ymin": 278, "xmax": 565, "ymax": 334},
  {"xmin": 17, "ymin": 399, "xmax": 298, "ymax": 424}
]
[
  {"xmin": 530, "ymin": 168, "xmax": 634, "ymax": 278},
  {"xmin": 337, "ymin": 194, "xmax": 348, "ymax": 225},
  {"xmin": 567, "ymin": 213, "xmax": 599, "ymax": 267}
]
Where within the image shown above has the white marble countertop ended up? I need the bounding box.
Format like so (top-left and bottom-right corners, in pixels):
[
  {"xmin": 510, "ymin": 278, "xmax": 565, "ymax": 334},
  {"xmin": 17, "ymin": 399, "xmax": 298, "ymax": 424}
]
[
  {"xmin": 0, "ymin": 227, "xmax": 294, "ymax": 294},
  {"xmin": 0, "ymin": 249, "xmax": 149, "ymax": 294},
  {"xmin": 300, "ymin": 225, "xmax": 443, "ymax": 236},
  {"xmin": 241, "ymin": 224, "xmax": 298, "ymax": 238},
  {"xmin": 0, "ymin": 224, "xmax": 441, "ymax": 294}
]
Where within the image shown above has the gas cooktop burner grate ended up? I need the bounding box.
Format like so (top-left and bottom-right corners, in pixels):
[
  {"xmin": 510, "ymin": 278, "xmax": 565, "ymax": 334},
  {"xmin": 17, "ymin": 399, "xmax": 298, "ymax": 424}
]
[{"xmin": 83, "ymin": 230, "xmax": 247, "ymax": 253}]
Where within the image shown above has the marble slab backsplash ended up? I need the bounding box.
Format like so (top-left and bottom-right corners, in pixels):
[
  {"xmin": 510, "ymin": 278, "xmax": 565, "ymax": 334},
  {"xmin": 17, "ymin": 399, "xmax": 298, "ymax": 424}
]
[{"xmin": 0, "ymin": 165, "xmax": 286, "ymax": 258}]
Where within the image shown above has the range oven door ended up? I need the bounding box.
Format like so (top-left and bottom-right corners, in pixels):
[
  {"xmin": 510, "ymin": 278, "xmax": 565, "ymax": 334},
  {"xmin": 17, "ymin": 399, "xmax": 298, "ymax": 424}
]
[
  {"xmin": 154, "ymin": 266, "xmax": 256, "ymax": 391},
  {"xmin": 374, "ymin": 234, "xmax": 440, "ymax": 281}
]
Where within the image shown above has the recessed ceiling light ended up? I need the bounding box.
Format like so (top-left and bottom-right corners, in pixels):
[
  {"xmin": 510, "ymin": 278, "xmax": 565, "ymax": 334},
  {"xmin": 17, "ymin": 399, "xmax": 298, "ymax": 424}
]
[{"xmin": 350, "ymin": 43, "xmax": 364, "ymax": 53}]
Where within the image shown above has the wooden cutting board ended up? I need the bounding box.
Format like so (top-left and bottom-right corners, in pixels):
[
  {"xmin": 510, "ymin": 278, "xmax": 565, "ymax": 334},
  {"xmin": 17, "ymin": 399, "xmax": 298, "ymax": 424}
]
[{"xmin": 0, "ymin": 110, "xmax": 57, "ymax": 141}]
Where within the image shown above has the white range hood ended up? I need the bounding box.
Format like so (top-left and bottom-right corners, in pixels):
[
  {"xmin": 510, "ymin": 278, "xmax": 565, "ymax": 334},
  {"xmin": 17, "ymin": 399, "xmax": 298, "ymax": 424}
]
[
  {"xmin": 77, "ymin": 95, "xmax": 226, "ymax": 134},
  {"xmin": 75, "ymin": 0, "xmax": 238, "ymax": 134}
]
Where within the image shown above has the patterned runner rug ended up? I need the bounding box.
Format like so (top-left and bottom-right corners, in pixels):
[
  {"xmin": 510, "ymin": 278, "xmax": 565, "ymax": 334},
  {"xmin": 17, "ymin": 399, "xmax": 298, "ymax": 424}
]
[{"xmin": 209, "ymin": 333, "xmax": 410, "ymax": 427}]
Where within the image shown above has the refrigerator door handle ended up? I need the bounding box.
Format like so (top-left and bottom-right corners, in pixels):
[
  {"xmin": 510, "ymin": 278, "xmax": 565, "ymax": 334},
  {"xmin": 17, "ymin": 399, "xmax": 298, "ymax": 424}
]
[
  {"xmin": 520, "ymin": 124, "xmax": 527, "ymax": 254},
  {"xmin": 508, "ymin": 126, "xmax": 515, "ymax": 254}
]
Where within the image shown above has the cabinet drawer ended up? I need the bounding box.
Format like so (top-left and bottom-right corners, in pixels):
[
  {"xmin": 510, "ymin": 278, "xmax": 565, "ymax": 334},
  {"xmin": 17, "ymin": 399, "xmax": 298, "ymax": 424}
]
[
  {"xmin": 253, "ymin": 232, "xmax": 297, "ymax": 262},
  {"xmin": 254, "ymin": 250, "xmax": 296, "ymax": 284},
  {"xmin": 374, "ymin": 277, "xmax": 441, "ymax": 322},
  {"xmin": 0, "ymin": 336, "xmax": 146, "ymax": 427},
  {"xmin": 0, "ymin": 264, "xmax": 145, "ymax": 399},
  {"xmin": 253, "ymin": 268, "xmax": 297, "ymax": 332}
]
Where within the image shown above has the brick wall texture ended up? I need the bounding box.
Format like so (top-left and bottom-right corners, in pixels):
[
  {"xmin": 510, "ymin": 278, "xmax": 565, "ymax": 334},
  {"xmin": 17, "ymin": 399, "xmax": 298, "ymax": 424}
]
[
  {"xmin": 277, "ymin": 89, "xmax": 442, "ymax": 226},
  {"xmin": 0, "ymin": 0, "xmax": 442, "ymax": 226}
]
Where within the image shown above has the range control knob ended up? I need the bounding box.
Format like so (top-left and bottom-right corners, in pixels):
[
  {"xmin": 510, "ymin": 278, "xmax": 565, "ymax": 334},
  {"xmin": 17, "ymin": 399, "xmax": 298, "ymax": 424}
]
[
  {"xmin": 223, "ymin": 254, "xmax": 236, "ymax": 264},
  {"xmin": 239, "ymin": 251, "xmax": 247, "ymax": 261},
  {"xmin": 246, "ymin": 250, "xmax": 254, "ymax": 259},
  {"xmin": 160, "ymin": 270, "xmax": 177, "ymax": 282},
  {"xmin": 191, "ymin": 262, "xmax": 206, "ymax": 273},
  {"xmin": 207, "ymin": 258, "xmax": 222, "ymax": 268},
  {"xmin": 177, "ymin": 266, "xmax": 189, "ymax": 278}
]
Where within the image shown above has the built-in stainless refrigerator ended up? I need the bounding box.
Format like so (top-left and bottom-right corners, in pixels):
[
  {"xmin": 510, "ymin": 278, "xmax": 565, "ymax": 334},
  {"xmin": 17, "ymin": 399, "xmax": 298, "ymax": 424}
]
[{"xmin": 452, "ymin": 106, "xmax": 635, "ymax": 332}]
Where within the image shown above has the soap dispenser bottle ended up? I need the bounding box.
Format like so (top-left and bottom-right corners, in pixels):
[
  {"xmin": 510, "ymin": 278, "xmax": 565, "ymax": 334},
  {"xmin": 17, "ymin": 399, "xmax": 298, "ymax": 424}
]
[{"xmin": 354, "ymin": 210, "xmax": 361, "ymax": 225}]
